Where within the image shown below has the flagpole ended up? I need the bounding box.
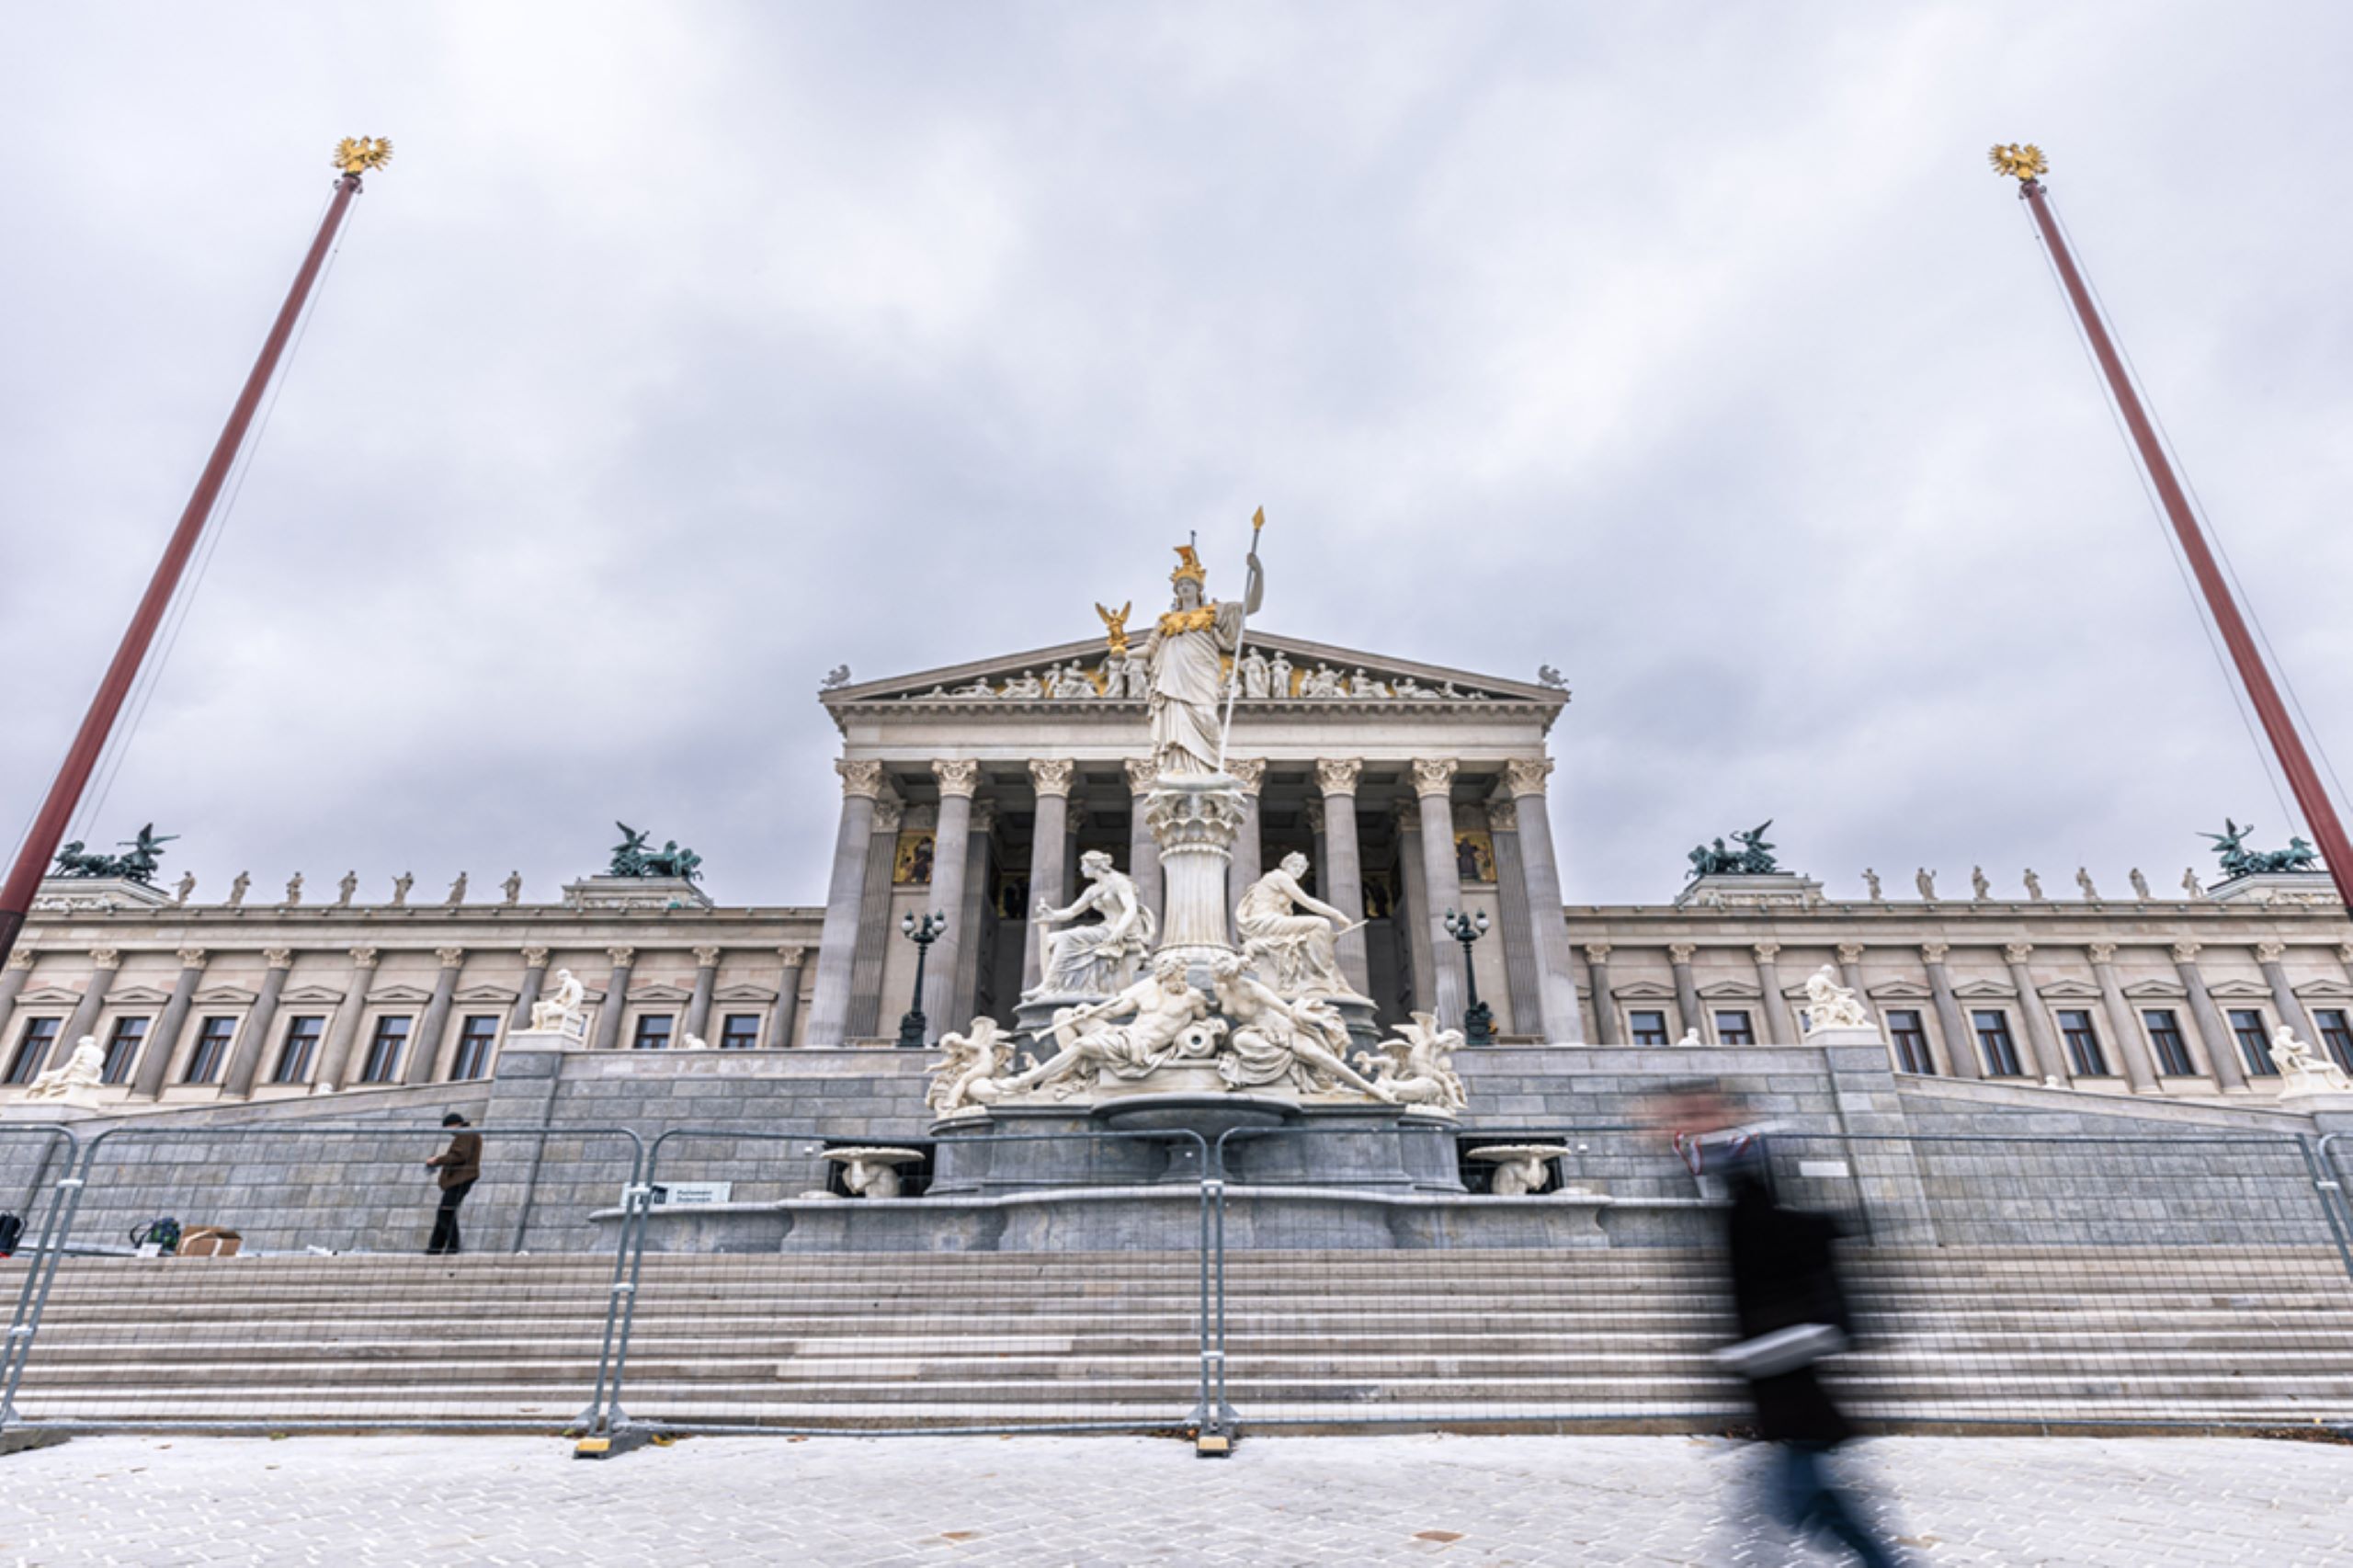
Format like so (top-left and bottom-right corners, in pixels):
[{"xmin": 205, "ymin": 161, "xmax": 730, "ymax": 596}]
[
  {"xmin": 0, "ymin": 139, "xmax": 391, "ymax": 971},
  {"xmin": 1213, "ymin": 506, "xmax": 1267, "ymax": 774},
  {"xmin": 1995, "ymin": 142, "xmax": 2353, "ymax": 915}
]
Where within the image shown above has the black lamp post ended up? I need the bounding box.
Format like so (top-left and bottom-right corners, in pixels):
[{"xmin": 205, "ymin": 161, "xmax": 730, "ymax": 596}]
[
  {"xmin": 896, "ymin": 911, "xmax": 948, "ymax": 1049},
  {"xmin": 1442, "ymin": 907, "xmax": 1495, "ymax": 1045}
]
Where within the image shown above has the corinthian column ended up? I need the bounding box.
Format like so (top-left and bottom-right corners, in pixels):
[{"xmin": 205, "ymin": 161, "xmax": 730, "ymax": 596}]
[
  {"xmin": 131, "ymin": 948, "xmax": 209, "ymax": 1099},
  {"xmin": 1668, "ymin": 944, "xmax": 1702, "ymax": 1041},
  {"xmin": 404, "ymin": 948, "xmax": 467, "ymax": 1084},
  {"xmin": 807, "ymin": 758, "xmax": 885, "ymax": 1045},
  {"xmin": 1125, "ymin": 756, "xmax": 1164, "ymax": 922},
  {"xmin": 847, "ymin": 798, "xmax": 904, "ymax": 1036},
  {"xmin": 1411, "ymin": 758, "xmax": 1466, "ymax": 1023},
  {"xmin": 923, "ymin": 759, "xmax": 980, "ymax": 1028},
  {"xmin": 682, "ymin": 946, "xmax": 722, "ymax": 1045},
  {"xmin": 950, "ymin": 801, "xmax": 995, "ymax": 1023},
  {"xmin": 771, "ymin": 946, "xmax": 807, "ymax": 1048},
  {"xmin": 511, "ymin": 947, "xmax": 551, "ymax": 1031},
  {"xmin": 2001, "ymin": 941, "xmax": 2063, "ymax": 1082},
  {"xmin": 222, "ymin": 949, "xmax": 293, "ymax": 1097},
  {"xmin": 1485, "ymin": 796, "xmax": 1542, "ymax": 1036},
  {"xmin": 313, "ymin": 948, "xmax": 379, "ymax": 1093},
  {"xmin": 2087, "ymin": 943, "xmax": 2158, "ymax": 1091},
  {"xmin": 1753, "ymin": 942, "xmax": 1800, "ymax": 1043},
  {"xmin": 1585, "ymin": 944, "xmax": 1619, "ymax": 1044},
  {"xmin": 1921, "ymin": 943, "xmax": 1975, "ymax": 1079},
  {"xmin": 1023, "ymin": 759, "xmax": 1074, "ymax": 991},
  {"xmin": 2255, "ymin": 942, "xmax": 2320, "ymax": 1051},
  {"xmin": 1227, "ymin": 758, "xmax": 1267, "ymax": 937},
  {"xmin": 0, "ymin": 949, "xmax": 36, "ymax": 1060},
  {"xmin": 1503, "ymin": 757, "xmax": 1581, "ymax": 1042},
  {"xmin": 53, "ymin": 949, "xmax": 120, "ymax": 1074},
  {"xmin": 591, "ymin": 947, "xmax": 636, "ymax": 1051},
  {"xmin": 1315, "ymin": 759, "xmax": 1370, "ymax": 994},
  {"xmin": 2173, "ymin": 939, "xmax": 2245, "ymax": 1089}
]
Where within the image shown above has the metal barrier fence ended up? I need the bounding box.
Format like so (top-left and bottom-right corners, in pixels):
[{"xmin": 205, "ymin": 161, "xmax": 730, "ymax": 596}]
[
  {"xmin": 1203, "ymin": 1123, "xmax": 2353, "ymax": 1435},
  {"xmin": 0, "ymin": 1122, "xmax": 644, "ymax": 1433},
  {"xmin": 597, "ymin": 1126, "xmax": 1215, "ymax": 1437},
  {"xmin": 2321, "ymin": 1132, "xmax": 2353, "ymax": 1242},
  {"xmin": 2, "ymin": 1118, "xmax": 2349, "ymax": 1440}
]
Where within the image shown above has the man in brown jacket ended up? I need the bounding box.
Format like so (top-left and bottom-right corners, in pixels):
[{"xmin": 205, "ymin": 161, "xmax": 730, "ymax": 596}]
[{"xmin": 424, "ymin": 1113, "xmax": 482, "ymax": 1256}]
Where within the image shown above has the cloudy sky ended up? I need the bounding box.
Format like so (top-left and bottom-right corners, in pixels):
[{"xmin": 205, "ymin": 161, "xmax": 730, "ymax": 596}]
[{"xmin": 6, "ymin": 3, "xmax": 2351, "ymax": 911}]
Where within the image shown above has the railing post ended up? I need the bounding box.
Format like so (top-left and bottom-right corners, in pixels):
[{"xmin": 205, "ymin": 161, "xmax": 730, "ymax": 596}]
[{"xmin": 0, "ymin": 1131, "xmax": 97, "ymax": 1429}]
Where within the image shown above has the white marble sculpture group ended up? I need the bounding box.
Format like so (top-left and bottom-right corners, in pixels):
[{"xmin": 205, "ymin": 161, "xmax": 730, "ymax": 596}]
[{"xmin": 926, "ymin": 533, "xmax": 1470, "ymax": 1120}]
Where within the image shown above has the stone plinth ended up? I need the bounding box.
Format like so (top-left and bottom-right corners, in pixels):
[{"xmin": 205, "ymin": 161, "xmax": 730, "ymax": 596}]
[
  {"xmin": 562, "ymin": 876, "xmax": 714, "ymax": 913},
  {"xmin": 2206, "ymin": 872, "xmax": 2340, "ymax": 908},
  {"xmin": 1142, "ymin": 775, "xmax": 1246, "ymax": 967},
  {"xmin": 505, "ymin": 1023, "xmax": 590, "ymax": 1053},
  {"xmin": 30, "ymin": 878, "xmax": 173, "ymax": 915},
  {"xmin": 1674, "ymin": 873, "xmax": 1824, "ymax": 912}
]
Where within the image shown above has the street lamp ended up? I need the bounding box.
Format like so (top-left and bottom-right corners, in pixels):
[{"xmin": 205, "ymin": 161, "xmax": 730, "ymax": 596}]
[
  {"xmin": 1442, "ymin": 907, "xmax": 1495, "ymax": 1045},
  {"xmin": 896, "ymin": 911, "xmax": 948, "ymax": 1049}
]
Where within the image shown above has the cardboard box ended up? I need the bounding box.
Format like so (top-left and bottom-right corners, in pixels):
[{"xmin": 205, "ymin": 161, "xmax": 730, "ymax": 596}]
[{"xmin": 176, "ymin": 1227, "xmax": 243, "ymax": 1258}]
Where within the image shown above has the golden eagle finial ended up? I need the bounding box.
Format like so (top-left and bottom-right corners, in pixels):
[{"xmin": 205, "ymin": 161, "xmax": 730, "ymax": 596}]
[
  {"xmin": 334, "ymin": 136, "xmax": 394, "ymax": 176},
  {"xmin": 1988, "ymin": 142, "xmax": 2047, "ymax": 182},
  {"xmin": 1095, "ymin": 600, "xmax": 1133, "ymax": 659}
]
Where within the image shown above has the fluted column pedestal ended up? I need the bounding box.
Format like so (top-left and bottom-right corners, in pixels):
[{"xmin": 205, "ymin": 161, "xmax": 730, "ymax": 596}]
[{"xmin": 1142, "ymin": 774, "xmax": 1245, "ymax": 970}]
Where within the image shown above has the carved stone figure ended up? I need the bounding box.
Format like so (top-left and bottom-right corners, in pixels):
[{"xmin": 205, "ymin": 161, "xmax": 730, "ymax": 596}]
[
  {"xmin": 228, "ymin": 871, "xmax": 250, "ymax": 908},
  {"xmin": 1537, "ymin": 664, "xmax": 1567, "ymax": 689},
  {"xmin": 1861, "ymin": 868, "xmax": 1881, "ymax": 902},
  {"xmin": 1390, "ymin": 676, "xmax": 1435, "ymax": 699},
  {"xmin": 1117, "ymin": 650, "xmax": 1148, "ymax": 700},
  {"xmin": 2129, "ymin": 868, "xmax": 2152, "ymax": 901},
  {"xmin": 1801, "ymin": 964, "xmax": 1871, "ymax": 1031},
  {"xmin": 173, "ymin": 872, "xmax": 196, "ymax": 906},
  {"xmin": 503, "ymin": 870, "xmax": 523, "ymax": 906},
  {"xmin": 1347, "ymin": 668, "xmax": 1383, "ymax": 699},
  {"xmin": 819, "ymin": 664, "xmax": 852, "ymax": 690},
  {"xmin": 1029, "ymin": 850, "xmax": 1156, "ymax": 998},
  {"xmin": 1238, "ymin": 648, "xmax": 1271, "ymax": 699},
  {"xmin": 2075, "ymin": 867, "xmax": 2098, "ymax": 901},
  {"xmin": 926, "ymin": 1017, "xmax": 1013, "ymax": 1116},
  {"xmin": 1688, "ymin": 823, "xmax": 1779, "ymax": 880},
  {"xmin": 1353, "ymin": 1012, "xmax": 1468, "ymax": 1110},
  {"xmin": 1267, "ymin": 651, "xmax": 1292, "ymax": 697},
  {"xmin": 950, "ymin": 676, "xmax": 996, "ymax": 699},
  {"xmin": 997, "ymin": 955, "xmax": 1211, "ymax": 1097},
  {"xmin": 1971, "ymin": 867, "xmax": 1990, "ymax": 901},
  {"xmin": 1235, "ymin": 852, "xmax": 1351, "ymax": 998},
  {"xmin": 2183, "ymin": 868, "xmax": 2204, "ymax": 900},
  {"xmin": 1141, "ymin": 542, "xmax": 1262, "ymax": 777},
  {"xmin": 1915, "ymin": 869, "xmax": 1937, "ymax": 901},
  {"xmin": 1474, "ymin": 1146, "xmax": 1563, "ymax": 1198},
  {"xmin": 1001, "ymin": 669, "xmax": 1044, "ymax": 699},
  {"xmin": 2023, "ymin": 869, "xmax": 2044, "ymax": 901},
  {"xmin": 1209, "ymin": 955, "xmax": 1392, "ymax": 1099},
  {"xmin": 447, "ymin": 871, "xmax": 468, "ymax": 905},
  {"xmin": 22, "ymin": 1035, "xmax": 106, "ymax": 1101},
  {"xmin": 1677, "ymin": 1027, "xmax": 1703, "ymax": 1047},
  {"xmin": 2203, "ymin": 819, "xmax": 2325, "ymax": 879},
  {"xmin": 610, "ymin": 823, "xmax": 702, "ymax": 881},
  {"xmin": 335, "ymin": 871, "xmax": 358, "ymax": 908},
  {"xmin": 529, "ymin": 968, "xmax": 588, "ymax": 1036},
  {"xmin": 392, "ymin": 872, "xmax": 413, "ymax": 907},
  {"xmin": 2270, "ymin": 1025, "xmax": 2353, "ymax": 1092},
  {"xmin": 283, "ymin": 872, "xmax": 304, "ymax": 906},
  {"xmin": 1095, "ymin": 600, "xmax": 1132, "ymax": 660},
  {"xmin": 680, "ymin": 1032, "xmax": 710, "ymax": 1051},
  {"xmin": 52, "ymin": 824, "xmax": 178, "ymax": 883}
]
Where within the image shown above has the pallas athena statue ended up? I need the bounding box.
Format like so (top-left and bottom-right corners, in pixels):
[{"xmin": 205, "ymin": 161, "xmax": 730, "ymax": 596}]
[{"xmin": 1142, "ymin": 542, "xmax": 1263, "ymax": 778}]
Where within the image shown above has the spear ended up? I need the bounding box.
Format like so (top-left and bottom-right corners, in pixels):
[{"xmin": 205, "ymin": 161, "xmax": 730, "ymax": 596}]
[{"xmin": 1213, "ymin": 506, "xmax": 1267, "ymax": 774}]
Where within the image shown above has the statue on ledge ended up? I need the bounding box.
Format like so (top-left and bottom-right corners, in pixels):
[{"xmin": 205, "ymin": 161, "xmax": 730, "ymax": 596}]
[
  {"xmin": 1235, "ymin": 852, "xmax": 1352, "ymax": 998},
  {"xmin": 1029, "ymin": 850, "xmax": 1155, "ymax": 997},
  {"xmin": 1209, "ymin": 955, "xmax": 1392, "ymax": 1099},
  {"xmin": 996, "ymin": 955, "xmax": 1213, "ymax": 1098},
  {"xmin": 23, "ymin": 1035, "xmax": 106, "ymax": 1101},
  {"xmin": 529, "ymin": 968, "xmax": 588, "ymax": 1037}
]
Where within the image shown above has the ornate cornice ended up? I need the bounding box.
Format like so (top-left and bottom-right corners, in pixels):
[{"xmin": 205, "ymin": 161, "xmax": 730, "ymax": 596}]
[
  {"xmin": 1410, "ymin": 757, "xmax": 1458, "ymax": 799},
  {"xmin": 933, "ymin": 758, "xmax": 981, "ymax": 799},
  {"xmin": 1314, "ymin": 757, "xmax": 1362, "ymax": 796},
  {"xmin": 1029, "ymin": 757, "xmax": 1075, "ymax": 798},
  {"xmin": 835, "ymin": 757, "xmax": 886, "ymax": 801}
]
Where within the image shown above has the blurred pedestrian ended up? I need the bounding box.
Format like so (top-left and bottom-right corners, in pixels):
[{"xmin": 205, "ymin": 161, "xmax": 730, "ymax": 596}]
[
  {"xmin": 424, "ymin": 1113, "xmax": 482, "ymax": 1256},
  {"xmin": 1716, "ymin": 1155, "xmax": 1903, "ymax": 1566}
]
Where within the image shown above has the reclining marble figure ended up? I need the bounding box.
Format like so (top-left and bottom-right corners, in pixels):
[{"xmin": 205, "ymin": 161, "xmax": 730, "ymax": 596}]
[
  {"xmin": 1209, "ymin": 955, "xmax": 1392, "ymax": 1100},
  {"xmin": 995, "ymin": 954, "xmax": 1212, "ymax": 1098}
]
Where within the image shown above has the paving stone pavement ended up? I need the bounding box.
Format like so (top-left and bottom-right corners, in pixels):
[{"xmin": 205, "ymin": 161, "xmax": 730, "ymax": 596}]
[{"xmin": 0, "ymin": 1432, "xmax": 2343, "ymax": 1566}]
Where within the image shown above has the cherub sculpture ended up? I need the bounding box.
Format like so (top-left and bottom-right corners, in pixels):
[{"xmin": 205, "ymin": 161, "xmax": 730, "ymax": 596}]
[
  {"xmin": 1352, "ymin": 1011, "xmax": 1468, "ymax": 1110},
  {"xmin": 926, "ymin": 1017, "xmax": 1013, "ymax": 1116}
]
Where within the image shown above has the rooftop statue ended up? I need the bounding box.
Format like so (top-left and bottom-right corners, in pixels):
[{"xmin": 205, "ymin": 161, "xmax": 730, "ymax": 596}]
[
  {"xmin": 1687, "ymin": 821, "xmax": 1779, "ymax": 879},
  {"xmin": 2203, "ymin": 819, "xmax": 2325, "ymax": 879},
  {"xmin": 609, "ymin": 822, "xmax": 703, "ymax": 881},
  {"xmin": 1142, "ymin": 540, "xmax": 1263, "ymax": 778},
  {"xmin": 51, "ymin": 824, "xmax": 177, "ymax": 884}
]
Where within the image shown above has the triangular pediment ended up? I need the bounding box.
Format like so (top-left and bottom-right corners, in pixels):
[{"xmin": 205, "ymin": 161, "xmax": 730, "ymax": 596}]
[
  {"xmin": 2035, "ymin": 979, "xmax": 2104, "ymax": 1001},
  {"xmin": 16, "ymin": 986, "xmax": 80, "ymax": 1006},
  {"xmin": 2291, "ymin": 978, "xmax": 2353, "ymax": 999},
  {"xmin": 2205, "ymin": 979, "xmax": 2272, "ymax": 1001},
  {"xmin": 715, "ymin": 983, "xmax": 782, "ymax": 1004},
  {"xmin": 825, "ymin": 630, "xmax": 1565, "ymax": 711},
  {"xmin": 1950, "ymin": 979, "xmax": 2018, "ymax": 1001},
  {"xmin": 282, "ymin": 984, "xmax": 347, "ymax": 1006},
  {"xmin": 455, "ymin": 984, "xmax": 519, "ymax": 1005},
  {"xmin": 1611, "ymin": 981, "xmax": 1678, "ymax": 1002},
  {"xmin": 368, "ymin": 984, "xmax": 436, "ymax": 1006},
  {"xmin": 2120, "ymin": 979, "xmax": 2188, "ymax": 1000},
  {"xmin": 107, "ymin": 985, "xmax": 175, "ymax": 1006},
  {"xmin": 194, "ymin": 985, "xmax": 259, "ymax": 1006},
  {"xmin": 1695, "ymin": 979, "xmax": 1761, "ymax": 1000},
  {"xmin": 1866, "ymin": 980, "xmax": 1934, "ymax": 1001},
  {"xmin": 630, "ymin": 983, "xmax": 695, "ymax": 1005}
]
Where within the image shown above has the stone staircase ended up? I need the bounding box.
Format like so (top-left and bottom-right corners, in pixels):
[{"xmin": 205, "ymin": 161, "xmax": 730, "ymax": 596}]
[{"xmin": 6, "ymin": 1246, "xmax": 2351, "ymax": 1434}]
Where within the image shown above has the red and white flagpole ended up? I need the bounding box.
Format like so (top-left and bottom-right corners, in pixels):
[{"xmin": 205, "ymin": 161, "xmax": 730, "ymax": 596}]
[
  {"xmin": 1995, "ymin": 142, "xmax": 2353, "ymax": 915},
  {"xmin": 0, "ymin": 139, "xmax": 391, "ymax": 969}
]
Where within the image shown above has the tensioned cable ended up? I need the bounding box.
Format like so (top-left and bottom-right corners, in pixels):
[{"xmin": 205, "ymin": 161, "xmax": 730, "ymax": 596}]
[
  {"xmin": 68, "ymin": 189, "xmax": 356, "ymax": 851},
  {"xmin": 2049, "ymin": 195, "xmax": 2353, "ymax": 822},
  {"xmin": 2017, "ymin": 193, "xmax": 2297, "ymax": 831}
]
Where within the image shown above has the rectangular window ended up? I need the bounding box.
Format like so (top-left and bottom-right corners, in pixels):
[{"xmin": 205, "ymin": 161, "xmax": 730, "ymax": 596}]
[
  {"xmin": 1972, "ymin": 1009, "xmax": 2023, "ymax": 1076},
  {"xmin": 2143, "ymin": 1009, "xmax": 2194, "ymax": 1076},
  {"xmin": 360, "ymin": 1016, "xmax": 411, "ymax": 1084},
  {"xmin": 1627, "ymin": 1010, "xmax": 1669, "ymax": 1047},
  {"xmin": 451, "ymin": 1015, "xmax": 499, "ymax": 1081},
  {"xmin": 2229, "ymin": 1008, "xmax": 2275, "ymax": 1076},
  {"xmin": 6, "ymin": 1018, "xmax": 61, "ymax": 1085},
  {"xmin": 1711, "ymin": 1010, "xmax": 1755, "ymax": 1046},
  {"xmin": 1887, "ymin": 1009, "xmax": 1934, "ymax": 1074},
  {"xmin": 274, "ymin": 1017, "xmax": 324, "ymax": 1085},
  {"xmin": 720, "ymin": 1013, "xmax": 761, "ymax": 1050},
  {"xmin": 184, "ymin": 1017, "xmax": 237, "ymax": 1085},
  {"xmin": 631, "ymin": 1015, "xmax": 675, "ymax": 1051},
  {"xmin": 100, "ymin": 1017, "xmax": 149, "ymax": 1085},
  {"xmin": 2055, "ymin": 1009, "xmax": 2109, "ymax": 1076},
  {"xmin": 2315, "ymin": 1009, "xmax": 2353, "ymax": 1074}
]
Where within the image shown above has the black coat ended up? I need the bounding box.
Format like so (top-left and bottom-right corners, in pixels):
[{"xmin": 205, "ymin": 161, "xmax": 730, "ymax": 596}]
[{"xmin": 1723, "ymin": 1180, "xmax": 1856, "ymax": 1445}]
